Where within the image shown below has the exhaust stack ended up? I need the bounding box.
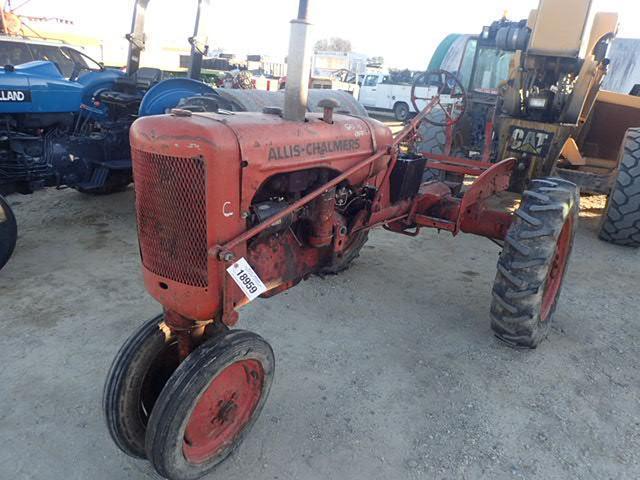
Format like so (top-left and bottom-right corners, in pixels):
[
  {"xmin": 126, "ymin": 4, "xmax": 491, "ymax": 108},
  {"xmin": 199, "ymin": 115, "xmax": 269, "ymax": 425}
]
[{"xmin": 283, "ymin": 0, "xmax": 312, "ymax": 122}]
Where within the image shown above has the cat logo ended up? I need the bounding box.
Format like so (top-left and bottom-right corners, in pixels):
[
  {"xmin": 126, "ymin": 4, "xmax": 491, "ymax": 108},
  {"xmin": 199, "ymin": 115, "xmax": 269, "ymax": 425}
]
[{"xmin": 508, "ymin": 127, "xmax": 553, "ymax": 157}]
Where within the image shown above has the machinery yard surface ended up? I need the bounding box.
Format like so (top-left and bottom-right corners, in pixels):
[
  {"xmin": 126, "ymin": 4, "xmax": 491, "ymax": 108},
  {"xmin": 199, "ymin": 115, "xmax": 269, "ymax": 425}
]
[{"xmin": 1, "ymin": 181, "xmax": 638, "ymax": 480}]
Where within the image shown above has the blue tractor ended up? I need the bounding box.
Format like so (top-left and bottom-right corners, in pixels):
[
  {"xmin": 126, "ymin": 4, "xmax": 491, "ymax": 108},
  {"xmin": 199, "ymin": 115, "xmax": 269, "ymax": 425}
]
[{"xmin": 0, "ymin": 0, "xmax": 218, "ymax": 270}]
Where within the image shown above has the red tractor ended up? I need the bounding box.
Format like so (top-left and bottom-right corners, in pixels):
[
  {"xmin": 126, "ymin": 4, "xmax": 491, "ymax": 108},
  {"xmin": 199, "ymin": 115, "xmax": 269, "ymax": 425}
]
[{"xmin": 103, "ymin": 2, "xmax": 579, "ymax": 479}]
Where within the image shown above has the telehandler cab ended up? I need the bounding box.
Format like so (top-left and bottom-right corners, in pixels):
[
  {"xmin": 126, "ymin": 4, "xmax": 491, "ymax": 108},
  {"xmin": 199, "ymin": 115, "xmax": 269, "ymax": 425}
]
[
  {"xmin": 104, "ymin": 1, "xmax": 584, "ymax": 478},
  {"xmin": 413, "ymin": 0, "xmax": 640, "ymax": 247}
]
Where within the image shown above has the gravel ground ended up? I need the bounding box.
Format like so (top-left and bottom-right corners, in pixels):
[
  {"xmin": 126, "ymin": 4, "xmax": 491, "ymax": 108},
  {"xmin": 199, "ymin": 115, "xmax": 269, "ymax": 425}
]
[{"xmin": 0, "ymin": 185, "xmax": 638, "ymax": 480}]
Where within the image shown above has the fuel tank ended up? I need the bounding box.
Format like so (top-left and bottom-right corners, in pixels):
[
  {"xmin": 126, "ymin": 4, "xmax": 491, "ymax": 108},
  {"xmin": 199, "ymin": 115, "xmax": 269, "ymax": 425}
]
[{"xmin": 130, "ymin": 109, "xmax": 392, "ymax": 320}]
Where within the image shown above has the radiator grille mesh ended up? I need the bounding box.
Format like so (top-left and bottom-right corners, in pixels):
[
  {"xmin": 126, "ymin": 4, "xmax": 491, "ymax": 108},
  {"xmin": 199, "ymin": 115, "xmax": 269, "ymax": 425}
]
[{"xmin": 132, "ymin": 150, "xmax": 208, "ymax": 287}]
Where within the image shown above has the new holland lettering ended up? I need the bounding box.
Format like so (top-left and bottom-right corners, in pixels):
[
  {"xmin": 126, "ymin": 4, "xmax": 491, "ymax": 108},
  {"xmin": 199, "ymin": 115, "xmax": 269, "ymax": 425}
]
[
  {"xmin": 0, "ymin": 90, "xmax": 30, "ymax": 102},
  {"xmin": 268, "ymin": 139, "xmax": 360, "ymax": 161}
]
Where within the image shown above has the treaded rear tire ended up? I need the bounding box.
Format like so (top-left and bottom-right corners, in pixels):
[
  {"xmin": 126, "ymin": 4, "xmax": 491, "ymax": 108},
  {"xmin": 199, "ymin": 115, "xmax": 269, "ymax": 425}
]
[
  {"xmin": 77, "ymin": 172, "xmax": 131, "ymax": 195},
  {"xmin": 491, "ymin": 178, "xmax": 580, "ymax": 348},
  {"xmin": 0, "ymin": 194, "xmax": 17, "ymax": 271},
  {"xmin": 319, "ymin": 232, "xmax": 368, "ymax": 275},
  {"xmin": 599, "ymin": 128, "xmax": 640, "ymax": 247}
]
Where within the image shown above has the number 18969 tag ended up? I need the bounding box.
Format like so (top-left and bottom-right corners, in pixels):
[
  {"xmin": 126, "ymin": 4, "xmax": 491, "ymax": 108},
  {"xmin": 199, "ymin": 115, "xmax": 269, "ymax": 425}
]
[{"xmin": 226, "ymin": 257, "xmax": 267, "ymax": 302}]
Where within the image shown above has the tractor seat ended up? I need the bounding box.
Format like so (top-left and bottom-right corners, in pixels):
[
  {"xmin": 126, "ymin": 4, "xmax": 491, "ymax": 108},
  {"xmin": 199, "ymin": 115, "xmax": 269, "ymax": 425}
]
[{"xmin": 98, "ymin": 67, "xmax": 163, "ymax": 106}]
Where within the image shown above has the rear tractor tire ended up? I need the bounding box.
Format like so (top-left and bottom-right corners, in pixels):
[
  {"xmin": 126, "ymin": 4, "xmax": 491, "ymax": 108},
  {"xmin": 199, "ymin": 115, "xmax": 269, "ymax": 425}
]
[
  {"xmin": 77, "ymin": 171, "xmax": 132, "ymax": 195},
  {"xmin": 491, "ymin": 178, "xmax": 580, "ymax": 348},
  {"xmin": 0, "ymin": 194, "xmax": 17, "ymax": 271},
  {"xmin": 319, "ymin": 231, "xmax": 369, "ymax": 275},
  {"xmin": 599, "ymin": 128, "xmax": 640, "ymax": 247}
]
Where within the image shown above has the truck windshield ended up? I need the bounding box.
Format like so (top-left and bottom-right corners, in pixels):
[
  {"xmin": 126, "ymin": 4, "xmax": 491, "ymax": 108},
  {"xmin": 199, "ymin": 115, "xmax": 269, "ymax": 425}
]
[{"xmin": 470, "ymin": 46, "xmax": 514, "ymax": 95}]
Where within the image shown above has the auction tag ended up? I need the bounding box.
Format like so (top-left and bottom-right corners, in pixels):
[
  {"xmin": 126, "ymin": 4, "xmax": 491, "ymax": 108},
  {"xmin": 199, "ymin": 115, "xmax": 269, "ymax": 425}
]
[{"xmin": 226, "ymin": 257, "xmax": 267, "ymax": 301}]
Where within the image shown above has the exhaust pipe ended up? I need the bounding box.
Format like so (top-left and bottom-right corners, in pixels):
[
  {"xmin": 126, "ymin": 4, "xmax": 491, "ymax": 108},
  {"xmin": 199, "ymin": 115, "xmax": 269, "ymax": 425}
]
[{"xmin": 283, "ymin": 0, "xmax": 312, "ymax": 122}]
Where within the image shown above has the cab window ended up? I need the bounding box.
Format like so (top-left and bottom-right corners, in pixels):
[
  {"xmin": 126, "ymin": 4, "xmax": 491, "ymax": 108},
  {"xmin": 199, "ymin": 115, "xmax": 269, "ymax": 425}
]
[
  {"xmin": 0, "ymin": 42, "xmax": 33, "ymax": 66},
  {"xmin": 26, "ymin": 44, "xmax": 75, "ymax": 77},
  {"xmin": 363, "ymin": 75, "xmax": 379, "ymax": 87},
  {"xmin": 470, "ymin": 46, "xmax": 514, "ymax": 94},
  {"xmin": 457, "ymin": 38, "xmax": 478, "ymax": 90}
]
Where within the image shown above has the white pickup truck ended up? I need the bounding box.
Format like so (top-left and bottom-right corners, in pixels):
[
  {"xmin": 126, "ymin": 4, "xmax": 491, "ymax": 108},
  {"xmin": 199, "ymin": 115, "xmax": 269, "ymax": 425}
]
[{"xmin": 358, "ymin": 72, "xmax": 438, "ymax": 121}]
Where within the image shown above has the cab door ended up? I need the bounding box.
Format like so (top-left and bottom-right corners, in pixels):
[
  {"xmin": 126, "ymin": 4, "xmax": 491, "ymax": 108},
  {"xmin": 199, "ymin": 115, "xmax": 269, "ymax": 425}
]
[{"xmin": 358, "ymin": 74, "xmax": 380, "ymax": 107}]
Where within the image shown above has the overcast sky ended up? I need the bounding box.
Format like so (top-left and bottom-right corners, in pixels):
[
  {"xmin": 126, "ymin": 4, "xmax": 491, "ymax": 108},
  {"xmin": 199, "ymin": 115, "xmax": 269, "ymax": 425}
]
[{"xmin": 11, "ymin": 0, "xmax": 640, "ymax": 69}]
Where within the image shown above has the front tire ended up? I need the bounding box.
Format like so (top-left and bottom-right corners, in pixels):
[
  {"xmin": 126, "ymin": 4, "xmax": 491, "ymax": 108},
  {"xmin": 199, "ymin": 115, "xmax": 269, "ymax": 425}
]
[
  {"xmin": 103, "ymin": 314, "xmax": 180, "ymax": 458},
  {"xmin": 0, "ymin": 194, "xmax": 17, "ymax": 271},
  {"xmin": 145, "ymin": 330, "xmax": 274, "ymax": 480},
  {"xmin": 599, "ymin": 128, "xmax": 640, "ymax": 247},
  {"xmin": 491, "ymin": 178, "xmax": 580, "ymax": 348}
]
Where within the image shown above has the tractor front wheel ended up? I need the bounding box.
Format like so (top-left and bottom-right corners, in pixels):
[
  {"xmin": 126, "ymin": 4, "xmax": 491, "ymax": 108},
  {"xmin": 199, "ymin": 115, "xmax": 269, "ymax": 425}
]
[
  {"xmin": 145, "ymin": 330, "xmax": 274, "ymax": 480},
  {"xmin": 0, "ymin": 194, "xmax": 17, "ymax": 271},
  {"xmin": 490, "ymin": 178, "xmax": 580, "ymax": 348},
  {"xmin": 103, "ymin": 314, "xmax": 180, "ymax": 458}
]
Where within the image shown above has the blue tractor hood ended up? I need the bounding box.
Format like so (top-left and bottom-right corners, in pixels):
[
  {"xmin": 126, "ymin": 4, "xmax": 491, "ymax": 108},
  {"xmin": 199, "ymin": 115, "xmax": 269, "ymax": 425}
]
[{"xmin": 0, "ymin": 61, "xmax": 124, "ymax": 114}]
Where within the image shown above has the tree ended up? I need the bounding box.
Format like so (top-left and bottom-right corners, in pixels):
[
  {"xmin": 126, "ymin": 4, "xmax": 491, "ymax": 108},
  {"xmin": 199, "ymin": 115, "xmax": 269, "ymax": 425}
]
[{"xmin": 314, "ymin": 37, "xmax": 352, "ymax": 53}]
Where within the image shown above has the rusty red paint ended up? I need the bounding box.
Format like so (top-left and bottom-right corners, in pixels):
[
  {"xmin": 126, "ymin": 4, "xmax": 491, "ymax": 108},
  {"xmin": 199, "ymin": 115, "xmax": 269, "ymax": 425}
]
[
  {"xmin": 540, "ymin": 216, "xmax": 573, "ymax": 321},
  {"xmin": 182, "ymin": 359, "xmax": 264, "ymax": 464},
  {"xmin": 130, "ymin": 100, "xmax": 522, "ymax": 330}
]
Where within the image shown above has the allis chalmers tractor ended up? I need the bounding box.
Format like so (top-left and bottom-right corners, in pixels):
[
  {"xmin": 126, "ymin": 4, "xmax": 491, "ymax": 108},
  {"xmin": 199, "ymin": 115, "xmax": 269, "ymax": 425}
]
[
  {"xmin": 104, "ymin": 1, "xmax": 581, "ymax": 479},
  {"xmin": 413, "ymin": 0, "xmax": 640, "ymax": 247},
  {"xmin": 0, "ymin": 0, "xmax": 215, "ymax": 271}
]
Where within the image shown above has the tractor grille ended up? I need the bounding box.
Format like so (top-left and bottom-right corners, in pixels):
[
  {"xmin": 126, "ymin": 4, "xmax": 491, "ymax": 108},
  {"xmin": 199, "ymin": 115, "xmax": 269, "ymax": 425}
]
[{"xmin": 132, "ymin": 150, "xmax": 208, "ymax": 287}]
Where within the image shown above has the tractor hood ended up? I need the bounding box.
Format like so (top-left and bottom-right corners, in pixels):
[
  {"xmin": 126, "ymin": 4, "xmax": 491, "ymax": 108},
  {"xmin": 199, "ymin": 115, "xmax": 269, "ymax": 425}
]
[{"xmin": 0, "ymin": 61, "xmax": 124, "ymax": 114}]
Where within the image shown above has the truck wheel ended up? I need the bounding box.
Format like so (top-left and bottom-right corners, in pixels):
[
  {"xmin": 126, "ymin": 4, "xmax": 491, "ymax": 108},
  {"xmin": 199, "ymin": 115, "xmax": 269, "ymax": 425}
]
[
  {"xmin": 0, "ymin": 194, "xmax": 17, "ymax": 271},
  {"xmin": 491, "ymin": 178, "xmax": 579, "ymax": 348},
  {"xmin": 145, "ymin": 330, "xmax": 274, "ymax": 480},
  {"xmin": 599, "ymin": 128, "xmax": 640, "ymax": 247},
  {"xmin": 393, "ymin": 102, "xmax": 410, "ymax": 122},
  {"xmin": 319, "ymin": 231, "xmax": 369, "ymax": 275},
  {"xmin": 103, "ymin": 314, "xmax": 179, "ymax": 458}
]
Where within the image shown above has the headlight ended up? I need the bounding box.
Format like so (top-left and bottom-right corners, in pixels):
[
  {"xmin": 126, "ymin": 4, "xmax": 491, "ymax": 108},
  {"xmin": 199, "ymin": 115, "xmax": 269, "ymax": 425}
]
[{"xmin": 528, "ymin": 97, "xmax": 548, "ymax": 109}]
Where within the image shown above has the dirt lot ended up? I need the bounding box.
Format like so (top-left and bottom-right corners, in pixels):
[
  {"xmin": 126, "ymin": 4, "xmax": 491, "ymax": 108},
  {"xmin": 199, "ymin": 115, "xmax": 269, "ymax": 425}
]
[{"xmin": 0, "ymin": 183, "xmax": 638, "ymax": 479}]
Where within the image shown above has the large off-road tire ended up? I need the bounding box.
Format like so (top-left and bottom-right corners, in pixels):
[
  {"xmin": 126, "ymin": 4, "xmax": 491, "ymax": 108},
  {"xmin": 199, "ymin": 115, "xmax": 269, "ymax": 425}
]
[
  {"xmin": 145, "ymin": 330, "xmax": 274, "ymax": 480},
  {"xmin": 416, "ymin": 109, "xmax": 464, "ymax": 192},
  {"xmin": 103, "ymin": 314, "xmax": 179, "ymax": 458},
  {"xmin": 599, "ymin": 128, "xmax": 640, "ymax": 247},
  {"xmin": 0, "ymin": 194, "xmax": 17, "ymax": 271},
  {"xmin": 319, "ymin": 231, "xmax": 369, "ymax": 275},
  {"xmin": 491, "ymin": 178, "xmax": 580, "ymax": 348}
]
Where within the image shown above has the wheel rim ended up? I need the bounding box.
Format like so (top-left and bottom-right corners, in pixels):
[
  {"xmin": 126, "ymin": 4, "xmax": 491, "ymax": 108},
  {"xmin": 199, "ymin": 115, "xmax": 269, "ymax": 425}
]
[
  {"xmin": 541, "ymin": 217, "xmax": 573, "ymax": 322},
  {"xmin": 182, "ymin": 359, "xmax": 264, "ymax": 464}
]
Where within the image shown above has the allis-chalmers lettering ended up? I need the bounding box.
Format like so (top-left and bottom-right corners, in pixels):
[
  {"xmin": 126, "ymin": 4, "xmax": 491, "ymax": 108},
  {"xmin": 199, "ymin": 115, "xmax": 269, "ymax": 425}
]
[{"xmin": 269, "ymin": 139, "xmax": 360, "ymax": 161}]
